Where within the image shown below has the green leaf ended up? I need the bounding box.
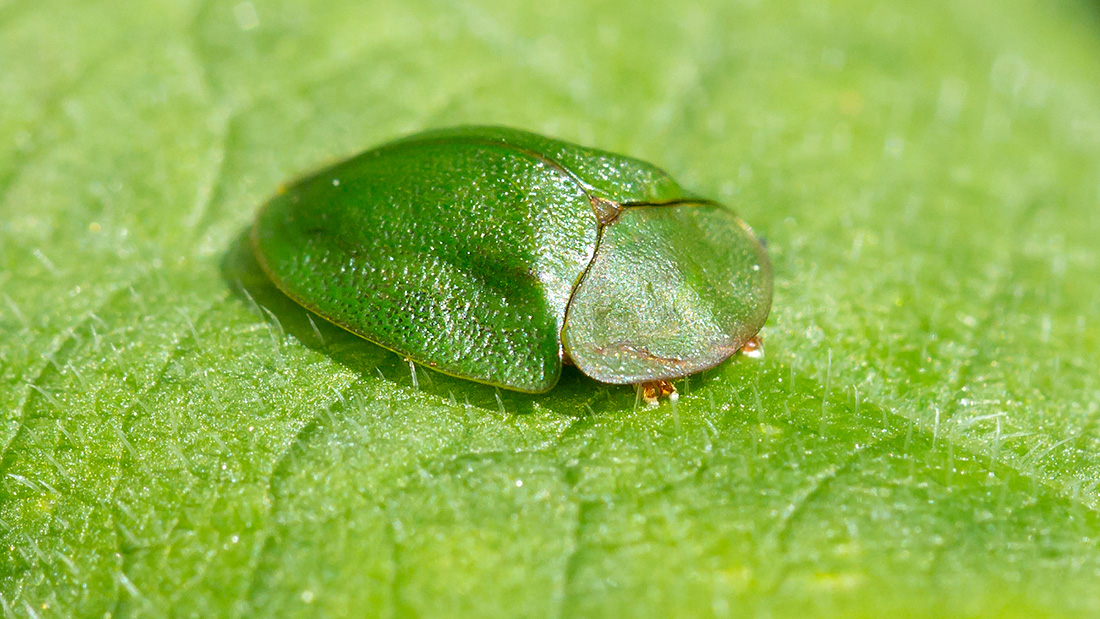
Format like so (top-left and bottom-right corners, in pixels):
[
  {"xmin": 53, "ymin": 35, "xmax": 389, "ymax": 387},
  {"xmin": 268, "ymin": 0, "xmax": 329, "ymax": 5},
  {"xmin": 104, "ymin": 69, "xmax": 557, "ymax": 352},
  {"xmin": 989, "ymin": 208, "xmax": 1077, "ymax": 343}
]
[{"xmin": 3, "ymin": 0, "xmax": 1100, "ymax": 616}]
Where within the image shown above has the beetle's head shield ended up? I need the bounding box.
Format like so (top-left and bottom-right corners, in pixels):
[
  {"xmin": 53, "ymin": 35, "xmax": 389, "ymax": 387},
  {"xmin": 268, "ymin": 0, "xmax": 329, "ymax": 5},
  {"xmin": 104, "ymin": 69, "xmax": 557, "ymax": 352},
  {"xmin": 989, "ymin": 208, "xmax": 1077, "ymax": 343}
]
[{"xmin": 561, "ymin": 202, "xmax": 772, "ymax": 385}]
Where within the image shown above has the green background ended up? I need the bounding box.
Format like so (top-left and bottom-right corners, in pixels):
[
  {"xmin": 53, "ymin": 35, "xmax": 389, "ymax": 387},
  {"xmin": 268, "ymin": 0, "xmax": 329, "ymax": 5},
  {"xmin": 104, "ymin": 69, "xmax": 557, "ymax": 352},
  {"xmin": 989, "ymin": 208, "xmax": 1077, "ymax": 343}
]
[{"xmin": 3, "ymin": 0, "xmax": 1100, "ymax": 616}]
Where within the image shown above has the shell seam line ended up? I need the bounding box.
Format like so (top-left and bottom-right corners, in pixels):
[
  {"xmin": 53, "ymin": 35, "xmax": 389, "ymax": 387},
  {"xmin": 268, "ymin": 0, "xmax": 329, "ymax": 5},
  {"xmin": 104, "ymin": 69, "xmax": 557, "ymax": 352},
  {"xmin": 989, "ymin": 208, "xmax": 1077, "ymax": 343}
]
[
  {"xmin": 559, "ymin": 223, "xmax": 606, "ymax": 368},
  {"xmin": 620, "ymin": 198, "xmax": 722, "ymax": 209}
]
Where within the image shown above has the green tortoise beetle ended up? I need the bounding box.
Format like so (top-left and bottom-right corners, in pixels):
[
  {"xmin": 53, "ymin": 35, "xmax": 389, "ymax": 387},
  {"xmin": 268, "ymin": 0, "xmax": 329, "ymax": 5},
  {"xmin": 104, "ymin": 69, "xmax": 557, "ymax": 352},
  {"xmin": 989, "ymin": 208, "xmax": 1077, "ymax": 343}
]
[{"xmin": 252, "ymin": 126, "xmax": 772, "ymax": 403}]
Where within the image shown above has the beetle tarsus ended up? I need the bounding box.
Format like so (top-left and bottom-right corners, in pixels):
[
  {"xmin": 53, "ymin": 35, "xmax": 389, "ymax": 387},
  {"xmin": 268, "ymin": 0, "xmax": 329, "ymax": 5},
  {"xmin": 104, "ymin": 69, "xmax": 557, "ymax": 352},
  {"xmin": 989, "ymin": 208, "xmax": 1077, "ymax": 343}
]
[
  {"xmin": 638, "ymin": 379, "xmax": 677, "ymax": 406},
  {"xmin": 739, "ymin": 335, "xmax": 764, "ymax": 359}
]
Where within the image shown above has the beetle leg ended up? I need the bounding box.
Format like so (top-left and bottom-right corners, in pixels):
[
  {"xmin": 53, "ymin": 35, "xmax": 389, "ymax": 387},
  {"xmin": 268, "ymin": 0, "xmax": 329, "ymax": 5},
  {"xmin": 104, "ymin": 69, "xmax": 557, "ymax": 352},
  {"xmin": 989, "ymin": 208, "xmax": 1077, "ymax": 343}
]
[
  {"xmin": 739, "ymin": 335, "xmax": 764, "ymax": 359},
  {"xmin": 637, "ymin": 379, "xmax": 677, "ymax": 406}
]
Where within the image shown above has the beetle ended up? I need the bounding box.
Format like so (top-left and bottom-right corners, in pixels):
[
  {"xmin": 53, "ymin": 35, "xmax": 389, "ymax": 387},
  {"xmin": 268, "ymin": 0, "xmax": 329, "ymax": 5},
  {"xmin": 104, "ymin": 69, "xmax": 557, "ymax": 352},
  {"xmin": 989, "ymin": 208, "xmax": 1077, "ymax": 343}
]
[{"xmin": 252, "ymin": 126, "xmax": 772, "ymax": 402}]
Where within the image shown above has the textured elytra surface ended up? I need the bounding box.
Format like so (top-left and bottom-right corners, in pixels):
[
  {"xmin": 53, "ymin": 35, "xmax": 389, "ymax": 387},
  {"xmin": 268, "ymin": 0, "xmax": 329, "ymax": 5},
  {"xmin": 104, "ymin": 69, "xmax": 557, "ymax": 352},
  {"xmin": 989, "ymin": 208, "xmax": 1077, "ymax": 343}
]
[
  {"xmin": 255, "ymin": 127, "xmax": 767, "ymax": 392},
  {"xmin": 253, "ymin": 131, "xmax": 599, "ymax": 393},
  {"xmin": 3, "ymin": 0, "xmax": 1100, "ymax": 617}
]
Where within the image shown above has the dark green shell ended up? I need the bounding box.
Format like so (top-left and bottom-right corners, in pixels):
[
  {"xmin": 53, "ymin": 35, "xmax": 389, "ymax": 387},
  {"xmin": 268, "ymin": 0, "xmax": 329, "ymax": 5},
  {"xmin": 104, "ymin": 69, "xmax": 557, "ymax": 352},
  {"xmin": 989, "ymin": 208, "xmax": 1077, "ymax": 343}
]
[{"xmin": 252, "ymin": 126, "xmax": 772, "ymax": 393}]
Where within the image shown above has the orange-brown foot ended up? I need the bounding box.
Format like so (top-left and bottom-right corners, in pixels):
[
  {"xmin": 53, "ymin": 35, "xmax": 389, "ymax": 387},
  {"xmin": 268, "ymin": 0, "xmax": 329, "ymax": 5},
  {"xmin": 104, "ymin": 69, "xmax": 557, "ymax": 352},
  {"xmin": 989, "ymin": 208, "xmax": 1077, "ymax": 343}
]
[
  {"xmin": 739, "ymin": 334, "xmax": 764, "ymax": 359},
  {"xmin": 638, "ymin": 379, "xmax": 678, "ymax": 407}
]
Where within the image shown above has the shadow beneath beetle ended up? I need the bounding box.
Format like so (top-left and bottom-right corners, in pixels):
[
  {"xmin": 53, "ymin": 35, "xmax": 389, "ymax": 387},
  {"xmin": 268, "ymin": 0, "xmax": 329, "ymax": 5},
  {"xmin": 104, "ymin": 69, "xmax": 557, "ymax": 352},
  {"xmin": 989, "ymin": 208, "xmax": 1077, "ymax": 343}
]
[{"xmin": 220, "ymin": 227, "xmax": 632, "ymax": 417}]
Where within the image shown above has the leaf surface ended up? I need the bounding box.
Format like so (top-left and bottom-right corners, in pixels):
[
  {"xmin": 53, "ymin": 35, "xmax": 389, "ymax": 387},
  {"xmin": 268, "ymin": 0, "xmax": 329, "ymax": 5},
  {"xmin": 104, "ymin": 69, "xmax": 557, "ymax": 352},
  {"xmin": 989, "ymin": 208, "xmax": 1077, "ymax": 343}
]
[{"xmin": 3, "ymin": 0, "xmax": 1100, "ymax": 616}]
